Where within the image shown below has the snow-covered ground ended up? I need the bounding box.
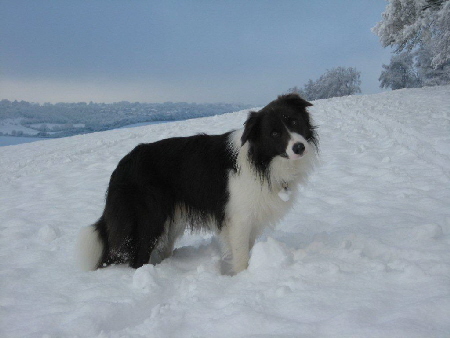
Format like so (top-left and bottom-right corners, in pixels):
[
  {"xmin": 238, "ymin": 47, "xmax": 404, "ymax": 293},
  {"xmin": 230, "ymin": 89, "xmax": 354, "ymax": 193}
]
[{"xmin": 1, "ymin": 86, "xmax": 449, "ymax": 337}]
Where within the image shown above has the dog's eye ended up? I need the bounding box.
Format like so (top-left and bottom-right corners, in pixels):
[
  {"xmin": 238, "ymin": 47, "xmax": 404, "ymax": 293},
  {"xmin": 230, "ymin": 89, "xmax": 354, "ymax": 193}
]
[{"xmin": 271, "ymin": 130, "xmax": 281, "ymax": 138}]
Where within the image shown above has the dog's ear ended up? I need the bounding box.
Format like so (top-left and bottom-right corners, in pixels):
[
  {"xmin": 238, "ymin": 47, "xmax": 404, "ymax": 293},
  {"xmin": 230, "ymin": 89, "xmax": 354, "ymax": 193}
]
[
  {"xmin": 241, "ymin": 111, "xmax": 260, "ymax": 146},
  {"xmin": 278, "ymin": 93, "xmax": 313, "ymax": 108},
  {"xmin": 298, "ymin": 97, "xmax": 313, "ymax": 107}
]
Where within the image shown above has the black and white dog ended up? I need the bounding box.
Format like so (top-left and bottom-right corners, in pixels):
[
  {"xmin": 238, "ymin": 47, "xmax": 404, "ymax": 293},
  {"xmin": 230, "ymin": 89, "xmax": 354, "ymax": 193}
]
[{"xmin": 77, "ymin": 93, "xmax": 318, "ymax": 275}]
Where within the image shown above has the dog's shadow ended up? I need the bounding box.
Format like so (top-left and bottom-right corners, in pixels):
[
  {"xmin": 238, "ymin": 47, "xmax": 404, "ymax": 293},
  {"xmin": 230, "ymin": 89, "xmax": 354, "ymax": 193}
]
[{"xmin": 165, "ymin": 234, "xmax": 225, "ymax": 273}]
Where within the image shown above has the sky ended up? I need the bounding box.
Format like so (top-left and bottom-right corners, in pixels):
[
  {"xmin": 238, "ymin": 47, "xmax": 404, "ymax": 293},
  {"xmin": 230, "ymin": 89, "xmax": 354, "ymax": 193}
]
[{"xmin": 0, "ymin": 1, "xmax": 392, "ymax": 105}]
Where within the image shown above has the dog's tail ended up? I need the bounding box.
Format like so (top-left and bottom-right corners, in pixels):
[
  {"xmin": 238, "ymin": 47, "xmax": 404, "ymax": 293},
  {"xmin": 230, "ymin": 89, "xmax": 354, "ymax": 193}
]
[{"xmin": 75, "ymin": 219, "xmax": 105, "ymax": 271}]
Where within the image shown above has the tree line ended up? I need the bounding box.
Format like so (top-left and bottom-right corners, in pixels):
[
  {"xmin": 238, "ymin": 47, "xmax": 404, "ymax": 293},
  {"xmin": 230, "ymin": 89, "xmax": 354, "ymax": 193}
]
[
  {"xmin": 374, "ymin": 0, "xmax": 449, "ymax": 89},
  {"xmin": 290, "ymin": 0, "xmax": 449, "ymax": 100}
]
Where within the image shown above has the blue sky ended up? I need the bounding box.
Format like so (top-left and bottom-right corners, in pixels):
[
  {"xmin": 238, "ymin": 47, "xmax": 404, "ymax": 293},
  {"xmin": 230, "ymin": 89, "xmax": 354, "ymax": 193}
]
[{"xmin": 0, "ymin": 1, "xmax": 391, "ymax": 105}]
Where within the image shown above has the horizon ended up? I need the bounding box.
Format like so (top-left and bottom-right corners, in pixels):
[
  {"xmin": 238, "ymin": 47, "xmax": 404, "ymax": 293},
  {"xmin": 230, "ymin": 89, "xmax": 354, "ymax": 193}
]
[{"xmin": 0, "ymin": 97, "xmax": 254, "ymax": 105}]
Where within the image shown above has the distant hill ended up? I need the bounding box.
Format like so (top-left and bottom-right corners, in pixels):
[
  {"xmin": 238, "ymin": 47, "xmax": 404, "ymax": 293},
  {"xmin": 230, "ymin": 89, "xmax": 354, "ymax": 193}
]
[{"xmin": 0, "ymin": 99, "xmax": 252, "ymax": 138}]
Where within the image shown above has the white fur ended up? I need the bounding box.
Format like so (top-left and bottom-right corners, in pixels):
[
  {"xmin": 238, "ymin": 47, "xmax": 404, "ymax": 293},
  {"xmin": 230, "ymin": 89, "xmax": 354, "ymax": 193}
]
[
  {"xmin": 221, "ymin": 129, "xmax": 317, "ymax": 274},
  {"xmin": 76, "ymin": 226, "xmax": 103, "ymax": 271}
]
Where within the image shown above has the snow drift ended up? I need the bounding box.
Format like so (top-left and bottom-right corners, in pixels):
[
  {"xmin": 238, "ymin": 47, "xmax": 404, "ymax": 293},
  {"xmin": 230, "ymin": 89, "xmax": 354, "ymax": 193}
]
[{"xmin": 1, "ymin": 86, "xmax": 449, "ymax": 337}]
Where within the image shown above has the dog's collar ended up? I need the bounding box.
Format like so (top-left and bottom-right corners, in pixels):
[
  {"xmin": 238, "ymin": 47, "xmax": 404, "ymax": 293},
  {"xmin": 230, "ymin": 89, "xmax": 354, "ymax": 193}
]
[{"xmin": 278, "ymin": 181, "xmax": 292, "ymax": 202}]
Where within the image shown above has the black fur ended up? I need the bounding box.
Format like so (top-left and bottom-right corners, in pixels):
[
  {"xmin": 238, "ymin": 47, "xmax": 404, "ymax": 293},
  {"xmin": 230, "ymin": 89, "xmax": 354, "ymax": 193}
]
[
  {"xmin": 96, "ymin": 133, "xmax": 237, "ymax": 268},
  {"xmin": 91, "ymin": 93, "xmax": 317, "ymax": 270}
]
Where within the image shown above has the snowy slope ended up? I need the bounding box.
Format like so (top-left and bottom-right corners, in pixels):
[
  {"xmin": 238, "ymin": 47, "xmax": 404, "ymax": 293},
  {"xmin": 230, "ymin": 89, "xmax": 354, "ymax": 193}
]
[{"xmin": 1, "ymin": 86, "xmax": 450, "ymax": 337}]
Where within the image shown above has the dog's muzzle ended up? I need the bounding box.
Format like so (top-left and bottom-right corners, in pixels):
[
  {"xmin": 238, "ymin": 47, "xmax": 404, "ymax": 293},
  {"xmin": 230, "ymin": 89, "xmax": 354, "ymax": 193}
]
[{"xmin": 292, "ymin": 142, "xmax": 306, "ymax": 156}]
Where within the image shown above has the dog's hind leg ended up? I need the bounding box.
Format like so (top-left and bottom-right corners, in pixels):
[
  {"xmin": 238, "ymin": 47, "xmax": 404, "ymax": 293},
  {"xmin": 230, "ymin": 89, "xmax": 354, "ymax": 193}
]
[{"xmin": 129, "ymin": 191, "xmax": 171, "ymax": 269}]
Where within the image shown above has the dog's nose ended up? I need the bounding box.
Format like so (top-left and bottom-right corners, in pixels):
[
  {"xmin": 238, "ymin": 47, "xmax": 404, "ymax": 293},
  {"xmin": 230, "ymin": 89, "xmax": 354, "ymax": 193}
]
[{"xmin": 292, "ymin": 142, "xmax": 305, "ymax": 155}]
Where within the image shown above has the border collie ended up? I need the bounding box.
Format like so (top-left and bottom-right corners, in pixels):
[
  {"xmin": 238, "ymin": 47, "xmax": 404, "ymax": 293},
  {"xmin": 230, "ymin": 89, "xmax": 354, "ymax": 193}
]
[{"xmin": 77, "ymin": 93, "xmax": 318, "ymax": 275}]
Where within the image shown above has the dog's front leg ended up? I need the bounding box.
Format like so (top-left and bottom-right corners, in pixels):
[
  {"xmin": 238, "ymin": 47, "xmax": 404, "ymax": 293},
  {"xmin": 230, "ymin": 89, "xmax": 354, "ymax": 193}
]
[{"xmin": 220, "ymin": 218, "xmax": 252, "ymax": 275}]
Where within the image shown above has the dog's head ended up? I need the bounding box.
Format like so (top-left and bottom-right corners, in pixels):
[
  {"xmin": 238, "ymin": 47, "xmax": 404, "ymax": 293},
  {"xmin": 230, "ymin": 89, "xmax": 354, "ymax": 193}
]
[{"xmin": 241, "ymin": 93, "xmax": 318, "ymax": 167}]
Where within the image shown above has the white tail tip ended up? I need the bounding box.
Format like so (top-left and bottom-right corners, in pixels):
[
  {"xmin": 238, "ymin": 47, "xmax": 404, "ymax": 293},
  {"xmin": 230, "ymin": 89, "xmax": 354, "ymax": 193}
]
[{"xmin": 75, "ymin": 226, "xmax": 103, "ymax": 271}]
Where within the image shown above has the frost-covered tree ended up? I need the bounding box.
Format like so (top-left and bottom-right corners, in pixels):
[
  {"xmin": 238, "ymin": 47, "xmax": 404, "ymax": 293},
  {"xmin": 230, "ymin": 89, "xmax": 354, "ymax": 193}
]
[
  {"xmin": 379, "ymin": 51, "xmax": 422, "ymax": 89},
  {"xmin": 415, "ymin": 45, "xmax": 450, "ymax": 85},
  {"xmin": 373, "ymin": 0, "xmax": 450, "ymax": 70},
  {"xmin": 296, "ymin": 67, "xmax": 361, "ymax": 101}
]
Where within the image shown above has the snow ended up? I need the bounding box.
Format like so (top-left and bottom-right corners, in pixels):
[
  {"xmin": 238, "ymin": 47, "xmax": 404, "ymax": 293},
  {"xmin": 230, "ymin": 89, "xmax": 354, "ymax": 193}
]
[{"xmin": 1, "ymin": 86, "xmax": 450, "ymax": 337}]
